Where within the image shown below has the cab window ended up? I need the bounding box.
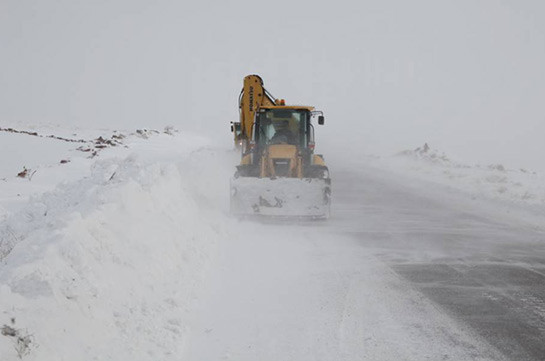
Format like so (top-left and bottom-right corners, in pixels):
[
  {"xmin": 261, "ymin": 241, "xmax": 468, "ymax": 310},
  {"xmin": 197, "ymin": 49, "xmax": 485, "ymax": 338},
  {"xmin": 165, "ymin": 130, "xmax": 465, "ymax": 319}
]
[{"xmin": 256, "ymin": 109, "xmax": 308, "ymax": 146}]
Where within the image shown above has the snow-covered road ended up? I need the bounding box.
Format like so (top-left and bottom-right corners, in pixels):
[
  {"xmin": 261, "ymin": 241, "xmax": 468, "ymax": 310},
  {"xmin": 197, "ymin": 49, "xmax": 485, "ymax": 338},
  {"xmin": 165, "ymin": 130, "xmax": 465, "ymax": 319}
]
[
  {"xmin": 185, "ymin": 155, "xmax": 545, "ymax": 361},
  {"xmin": 1, "ymin": 128, "xmax": 544, "ymax": 360},
  {"xmin": 184, "ymin": 220, "xmax": 504, "ymax": 361},
  {"xmin": 329, "ymin": 163, "xmax": 545, "ymax": 361}
]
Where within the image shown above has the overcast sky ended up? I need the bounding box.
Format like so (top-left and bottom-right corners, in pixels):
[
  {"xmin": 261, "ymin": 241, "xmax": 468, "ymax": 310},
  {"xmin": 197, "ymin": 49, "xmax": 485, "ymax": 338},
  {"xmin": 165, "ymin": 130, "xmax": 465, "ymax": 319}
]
[{"xmin": 1, "ymin": 0, "xmax": 544, "ymax": 170}]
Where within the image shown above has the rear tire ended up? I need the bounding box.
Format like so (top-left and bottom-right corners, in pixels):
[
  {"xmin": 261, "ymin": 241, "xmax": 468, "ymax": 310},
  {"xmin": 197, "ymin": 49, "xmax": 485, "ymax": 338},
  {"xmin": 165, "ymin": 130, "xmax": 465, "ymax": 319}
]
[{"xmin": 306, "ymin": 165, "xmax": 329, "ymax": 180}]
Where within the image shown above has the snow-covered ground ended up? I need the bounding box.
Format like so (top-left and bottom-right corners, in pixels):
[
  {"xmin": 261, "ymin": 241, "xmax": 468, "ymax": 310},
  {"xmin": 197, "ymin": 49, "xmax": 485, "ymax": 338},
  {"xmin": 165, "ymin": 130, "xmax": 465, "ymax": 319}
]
[
  {"xmin": 1, "ymin": 126, "xmax": 543, "ymax": 360},
  {"xmin": 388, "ymin": 144, "xmax": 545, "ymax": 206},
  {"xmin": 0, "ymin": 126, "xmax": 234, "ymax": 360},
  {"xmin": 340, "ymin": 143, "xmax": 545, "ymax": 230}
]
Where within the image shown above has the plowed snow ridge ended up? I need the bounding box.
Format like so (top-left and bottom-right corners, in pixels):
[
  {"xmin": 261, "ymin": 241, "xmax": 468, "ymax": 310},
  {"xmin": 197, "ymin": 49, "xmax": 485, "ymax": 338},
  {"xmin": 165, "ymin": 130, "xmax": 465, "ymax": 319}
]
[{"xmin": 0, "ymin": 132, "xmax": 234, "ymax": 360}]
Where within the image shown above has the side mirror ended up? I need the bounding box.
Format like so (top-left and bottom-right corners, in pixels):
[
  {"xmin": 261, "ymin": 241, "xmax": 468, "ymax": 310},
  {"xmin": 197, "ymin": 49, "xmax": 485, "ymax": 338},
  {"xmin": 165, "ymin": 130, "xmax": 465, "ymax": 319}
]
[
  {"xmin": 318, "ymin": 115, "xmax": 325, "ymax": 125},
  {"xmin": 230, "ymin": 124, "xmax": 234, "ymax": 132}
]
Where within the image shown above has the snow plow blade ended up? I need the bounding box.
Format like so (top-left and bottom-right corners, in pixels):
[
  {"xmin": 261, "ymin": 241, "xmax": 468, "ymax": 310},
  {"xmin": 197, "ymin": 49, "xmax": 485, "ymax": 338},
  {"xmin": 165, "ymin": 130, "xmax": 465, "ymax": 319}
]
[{"xmin": 230, "ymin": 177, "xmax": 331, "ymax": 219}]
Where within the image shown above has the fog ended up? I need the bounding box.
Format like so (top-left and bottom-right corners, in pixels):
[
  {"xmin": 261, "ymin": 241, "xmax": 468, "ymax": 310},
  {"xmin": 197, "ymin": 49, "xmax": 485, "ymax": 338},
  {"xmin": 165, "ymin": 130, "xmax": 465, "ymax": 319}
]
[
  {"xmin": 2, "ymin": 4, "xmax": 545, "ymax": 358},
  {"xmin": 1, "ymin": 0, "xmax": 544, "ymax": 170}
]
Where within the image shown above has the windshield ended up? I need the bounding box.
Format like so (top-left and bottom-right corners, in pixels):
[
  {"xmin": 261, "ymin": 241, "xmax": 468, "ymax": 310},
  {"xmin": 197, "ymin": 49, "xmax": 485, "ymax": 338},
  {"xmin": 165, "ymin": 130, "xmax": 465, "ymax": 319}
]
[{"xmin": 256, "ymin": 109, "xmax": 308, "ymax": 146}]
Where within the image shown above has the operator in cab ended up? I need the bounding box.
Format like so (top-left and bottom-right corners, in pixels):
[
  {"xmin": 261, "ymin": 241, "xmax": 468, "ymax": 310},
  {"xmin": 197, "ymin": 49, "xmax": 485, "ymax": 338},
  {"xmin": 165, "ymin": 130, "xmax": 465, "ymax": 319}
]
[{"xmin": 271, "ymin": 119, "xmax": 297, "ymax": 145}]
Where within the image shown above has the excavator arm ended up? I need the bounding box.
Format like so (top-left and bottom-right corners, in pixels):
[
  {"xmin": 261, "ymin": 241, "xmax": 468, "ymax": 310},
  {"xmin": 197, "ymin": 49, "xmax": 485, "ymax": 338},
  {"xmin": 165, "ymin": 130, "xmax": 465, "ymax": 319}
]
[{"xmin": 235, "ymin": 75, "xmax": 277, "ymax": 150}]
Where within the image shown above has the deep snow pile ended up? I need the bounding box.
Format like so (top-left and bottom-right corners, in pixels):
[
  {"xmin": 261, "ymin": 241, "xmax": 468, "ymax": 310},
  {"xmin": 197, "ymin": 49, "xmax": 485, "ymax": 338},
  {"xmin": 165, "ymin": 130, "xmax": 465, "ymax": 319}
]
[
  {"xmin": 0, "ymin": 128, "xmax": 234, "ymax": 360},
  {"xmin": 388, "ymin": 143, "xmax": 545, "ymax": 206}
]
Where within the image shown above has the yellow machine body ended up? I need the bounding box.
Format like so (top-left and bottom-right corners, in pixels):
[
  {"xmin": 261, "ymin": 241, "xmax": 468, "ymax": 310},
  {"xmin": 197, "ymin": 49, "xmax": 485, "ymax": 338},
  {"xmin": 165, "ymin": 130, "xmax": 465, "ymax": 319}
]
[{"xmin": 230, "ymin": 75, "xmax": 331, "ymax": 219}]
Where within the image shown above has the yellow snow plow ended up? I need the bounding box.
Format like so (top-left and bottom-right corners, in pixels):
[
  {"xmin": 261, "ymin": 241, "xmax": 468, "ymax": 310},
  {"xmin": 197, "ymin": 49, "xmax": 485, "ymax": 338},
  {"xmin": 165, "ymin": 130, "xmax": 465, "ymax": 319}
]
[{"xmin": 229, "ymin": 75, "xmax": 331, "ymax": 219}]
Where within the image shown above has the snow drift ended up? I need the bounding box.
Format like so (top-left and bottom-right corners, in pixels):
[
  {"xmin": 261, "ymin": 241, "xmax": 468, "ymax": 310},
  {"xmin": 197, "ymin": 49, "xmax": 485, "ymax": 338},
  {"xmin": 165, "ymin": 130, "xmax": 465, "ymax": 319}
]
[
  {"xmin": 392, "ymin": 143, "xmax": 545, "ymax": 206},
  {"xmin": 0, "ymin": 132, "xmax": 232, "ymax": 360}
]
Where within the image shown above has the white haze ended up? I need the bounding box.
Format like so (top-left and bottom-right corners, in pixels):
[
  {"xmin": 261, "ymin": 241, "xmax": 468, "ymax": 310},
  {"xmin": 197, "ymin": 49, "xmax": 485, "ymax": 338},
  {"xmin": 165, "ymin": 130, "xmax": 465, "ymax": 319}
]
[{"xmin": 1, "ymin": 0, "xmax": 544, "ymax": 170}]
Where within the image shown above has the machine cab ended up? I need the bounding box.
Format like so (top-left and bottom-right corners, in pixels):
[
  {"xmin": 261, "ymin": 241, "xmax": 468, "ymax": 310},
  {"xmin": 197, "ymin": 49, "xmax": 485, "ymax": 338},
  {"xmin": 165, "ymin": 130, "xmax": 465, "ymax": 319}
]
[{"xmin": 254, "ymin": 106, "xmax": 320, "ymax": 151}]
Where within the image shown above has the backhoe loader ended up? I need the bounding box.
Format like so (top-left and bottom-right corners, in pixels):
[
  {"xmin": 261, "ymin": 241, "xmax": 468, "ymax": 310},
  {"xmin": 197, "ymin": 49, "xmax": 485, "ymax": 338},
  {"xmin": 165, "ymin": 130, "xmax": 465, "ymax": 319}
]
[{"xmin": 230, "ymin": 75, "xmax": 331, "ymax": 219}]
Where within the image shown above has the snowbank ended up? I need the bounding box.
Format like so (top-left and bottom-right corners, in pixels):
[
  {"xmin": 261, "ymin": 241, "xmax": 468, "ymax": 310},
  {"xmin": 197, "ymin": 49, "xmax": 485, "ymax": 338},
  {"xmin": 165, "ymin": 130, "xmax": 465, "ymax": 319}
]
[
  {"xmin": 381, "ymin": 144, "xmax": 545, "ymax": 207},
  {"xmin": 0, "ymin": 131, "xmax": 233, "ymax": 360}
]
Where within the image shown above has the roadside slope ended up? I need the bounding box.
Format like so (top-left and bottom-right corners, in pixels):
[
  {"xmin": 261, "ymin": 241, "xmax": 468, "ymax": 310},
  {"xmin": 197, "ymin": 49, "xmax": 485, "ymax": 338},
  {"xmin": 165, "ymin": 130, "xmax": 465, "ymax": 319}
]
[{"xmin": 0, "ymin": 131, "xmax": 235, "ymax": 360}]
